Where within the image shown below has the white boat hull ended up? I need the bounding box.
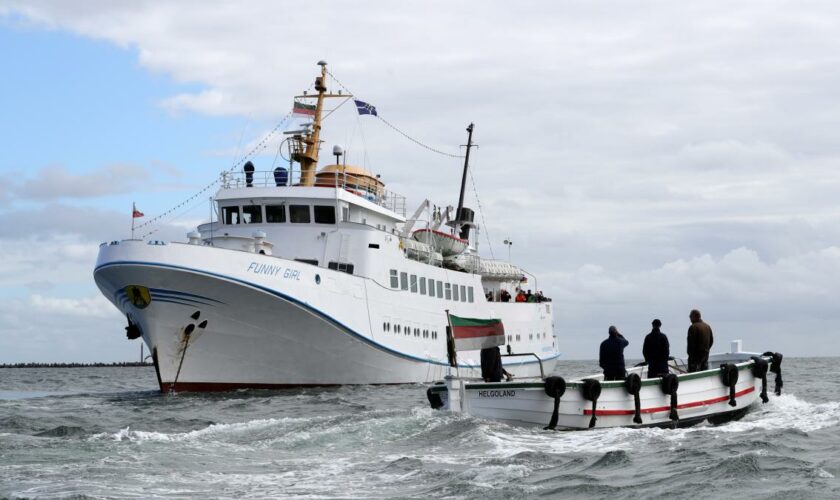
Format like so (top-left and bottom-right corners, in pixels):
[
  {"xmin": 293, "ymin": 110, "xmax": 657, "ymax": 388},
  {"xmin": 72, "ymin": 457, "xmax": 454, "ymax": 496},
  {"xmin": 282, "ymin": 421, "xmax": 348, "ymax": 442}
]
[
  {"xmin": 430, "ymin": 355, "xmax": 778, "ymax": 429},
  {"xmin": 95, "ymin": 241, "xmax": 559, "ymax": 391}
]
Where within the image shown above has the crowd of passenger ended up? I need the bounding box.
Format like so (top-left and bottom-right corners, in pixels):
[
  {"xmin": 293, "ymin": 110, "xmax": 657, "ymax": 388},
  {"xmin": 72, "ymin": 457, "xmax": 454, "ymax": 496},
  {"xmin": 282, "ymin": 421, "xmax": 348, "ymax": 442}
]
[{"xmin": 485, "ymin": 288, "xmax": 551, "ymax": 303}]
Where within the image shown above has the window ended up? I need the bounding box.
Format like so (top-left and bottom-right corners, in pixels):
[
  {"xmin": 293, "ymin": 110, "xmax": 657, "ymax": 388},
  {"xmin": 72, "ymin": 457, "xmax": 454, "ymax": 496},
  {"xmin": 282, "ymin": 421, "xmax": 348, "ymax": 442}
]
[
  {"xmin": 452, "ymin": 284, "xmax": 459, "ymax": 301},
  {"xmin": 468, "ymin": 287, "xmax": 474, "ymax": 303},
  {"xmin": 445, "ymin": 283, "xmax": 452, "ymax": 300},
  {"xmin": 400, "ymin": 272, "xmax": 408, "ymax": 291},
  {"xmin": 222, "ymin": 206, "xmax": 240, "ymax": 225},
  {"xmin": 415, "ymin": 328, "xmax": 419, "ymax": 337},
  {"xmin": 266, "ymin": 204, "xmax": 286, "ymax": 223},
  {"xmin": 390, "ymin": 269, "xmax": 398, "ymax": 288},
  {"xmin": 314, "ymin": 205, "xmax": 336, "ymax": 224},
  {"xmin": 428, "ymin": 279, "xmax": 435, "ymax": 297},
  {"xmin": 410, "ymin": 275, "xmax": 417, "ymax": 293},
  {"xmin": 328, "ymin": 262, "xmax": 354, "ymax": 275},
  {"xmin": 460, "ymin": 285, "xmax": 466, "ymax": 302},
  {"xmin": 242, "ymin": 205, "xmax": 262, "ymax": 224},
  {"xmin": 396, "ymin": 325, "xmax": 400, "ymax": 334},
  {"xmin": 289, "ymin": 205, "xmax": 311, "ymax": 223},
  {"xmin": 405, "ymin": 325, "xmax": 410, "ymax": 336},
  {"xmin": 437, "ymin": 281, "xmax": 443, "ymax": 298},
  {"xmin": 419, "ymin": 277, "xmax": 427, "ymax": 295},
  {"xmin": 294, "ymin": 258, "xmax": 318, "ymax": 266},
  {"xmin": 369, "ymin": 243, "xmax": 380, "ymax": 249}
]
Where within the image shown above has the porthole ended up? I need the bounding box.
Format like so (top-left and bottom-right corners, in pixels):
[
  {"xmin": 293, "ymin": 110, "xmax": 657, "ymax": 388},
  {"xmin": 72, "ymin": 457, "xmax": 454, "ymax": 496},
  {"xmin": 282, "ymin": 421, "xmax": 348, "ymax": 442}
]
[{"xmin": 315, "ymin": 274, "xmax": 321, "ymax": 285}]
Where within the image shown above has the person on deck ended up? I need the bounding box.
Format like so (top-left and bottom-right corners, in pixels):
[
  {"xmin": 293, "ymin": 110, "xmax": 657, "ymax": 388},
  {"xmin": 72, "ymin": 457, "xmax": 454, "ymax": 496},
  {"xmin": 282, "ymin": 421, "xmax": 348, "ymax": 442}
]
[
  {"xmin": 687, "ymin": 309, "xmax": 714, "ymax": 372},
  {"xmin": 642, "ymin": 319, "xmax": 670, "ymax": 378},
  {"xmin": 526, "ymin": 289, "xmax": 535, "ymax": 302},
  {"xmin": 500, "ymin": 289, "xmax": 511, "ymax": 302},
  {"xmin": 480, "ymin": 346, "xmax": 513, "ymax": 382},
  {"xmin": 599, "ymin": 326, "xmax": 629, "ymax": 381},
  {"xmin": 515, "ymin": 290, "xmax": 527, "ymax": 303}
]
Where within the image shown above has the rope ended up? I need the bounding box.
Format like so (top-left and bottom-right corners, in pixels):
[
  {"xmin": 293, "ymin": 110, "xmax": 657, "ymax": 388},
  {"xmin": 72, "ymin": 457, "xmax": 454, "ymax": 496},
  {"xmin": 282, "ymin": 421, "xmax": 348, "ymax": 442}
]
[
  {"xmin": 134, "ymin": 113, "xmax": 293, "ymax": 232},
  {"xmin": 468, "ymin": 166, "xmax": 495, "ymax": 259},
  {"xmin": 326, "ymin": 69, "xmax": 464, "ymax": 159}
]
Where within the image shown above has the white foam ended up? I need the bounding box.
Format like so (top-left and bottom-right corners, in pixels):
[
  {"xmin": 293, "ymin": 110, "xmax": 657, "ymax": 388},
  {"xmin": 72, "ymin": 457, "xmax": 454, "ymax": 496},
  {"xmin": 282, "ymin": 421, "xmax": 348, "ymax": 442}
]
[{"xmin": 89, "ymin": 416, "xmax": 311, "ymax": 443}]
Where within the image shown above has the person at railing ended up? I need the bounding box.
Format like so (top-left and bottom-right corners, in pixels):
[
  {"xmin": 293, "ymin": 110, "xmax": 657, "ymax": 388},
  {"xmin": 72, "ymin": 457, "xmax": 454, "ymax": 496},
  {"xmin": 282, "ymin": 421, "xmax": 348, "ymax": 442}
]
[
  {"xmin": 515, "ymin": 289, "xmax": 527, "ymax": 303},
  {"xmin": 481, "ymin": 346, "xmax": 514, "ymax": 382},
  {"xmin": 687, "ymin": 309, "xmax": 714, "ymax": 372},
  {"xmin": 485, "ymin": 291, "xmax": 494, "ymax": 302},
  {"xmin": 244, "ymin": 161, "xmax": 255, "ymax": 187},
  {"xmin": 535, "ymin": 290, "xmax": 551, "ymax": 302},
  {"xmin": 599, "ymin": 325, "xmax": 629, "ymax": 381},
  {"xmin": 500, "ymin": 289, "xmax": 512, "ymax": 302},
  {"xmin": 643, "ymin": 319, "xmax": 670, "ymax": 378},
  {"xmin": 526, "ymin": 289, "xmax": 536, "ymax": 303}
]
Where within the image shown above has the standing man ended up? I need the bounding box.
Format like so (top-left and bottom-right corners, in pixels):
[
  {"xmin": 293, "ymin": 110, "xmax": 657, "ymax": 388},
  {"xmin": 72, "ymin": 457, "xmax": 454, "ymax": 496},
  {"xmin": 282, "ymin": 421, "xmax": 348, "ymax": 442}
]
[
  {"xmin": 687, "ymin": 309, "xmax": 714, "ymax": 372},
  {"xmin": 599, "ymin": 326, "xmax": 629, "ymax": 381},
  {"xmin": 643, "ymin": 319, "xmax": 670, "ymax": 378}
]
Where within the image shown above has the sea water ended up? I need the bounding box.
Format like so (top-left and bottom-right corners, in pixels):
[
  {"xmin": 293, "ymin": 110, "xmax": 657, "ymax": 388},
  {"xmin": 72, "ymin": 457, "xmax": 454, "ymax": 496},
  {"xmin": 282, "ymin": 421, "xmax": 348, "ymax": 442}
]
[{"xmin": 1, "ymin": 359, "xmax": 838, "ymax": 499}]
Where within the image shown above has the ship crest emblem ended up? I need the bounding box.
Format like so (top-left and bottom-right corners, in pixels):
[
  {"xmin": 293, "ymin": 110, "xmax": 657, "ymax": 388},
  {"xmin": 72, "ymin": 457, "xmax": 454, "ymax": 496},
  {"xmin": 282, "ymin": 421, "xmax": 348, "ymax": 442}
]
[{"xmin": 125, "ymin": 285, "xmax": 151, "ymax": 309}]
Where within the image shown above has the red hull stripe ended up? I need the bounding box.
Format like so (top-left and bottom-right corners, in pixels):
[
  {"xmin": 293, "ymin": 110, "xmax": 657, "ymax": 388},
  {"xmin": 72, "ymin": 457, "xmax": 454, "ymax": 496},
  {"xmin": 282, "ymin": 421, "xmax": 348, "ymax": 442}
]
[
  {"xmin": 452, "ymin": 325, "xmax": 505, "ymax": 339},
  {"xmin": 583, "ymin": 386, "xmax": 755, "ymax": 415}
]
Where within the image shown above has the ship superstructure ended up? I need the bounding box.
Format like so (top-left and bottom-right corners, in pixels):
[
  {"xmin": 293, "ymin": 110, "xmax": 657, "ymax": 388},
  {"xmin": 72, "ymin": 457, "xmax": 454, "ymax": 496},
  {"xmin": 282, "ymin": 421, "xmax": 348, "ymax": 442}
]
[{"xmin": 94, "ymin": 62, "xmax": 560, "ymax": 391}]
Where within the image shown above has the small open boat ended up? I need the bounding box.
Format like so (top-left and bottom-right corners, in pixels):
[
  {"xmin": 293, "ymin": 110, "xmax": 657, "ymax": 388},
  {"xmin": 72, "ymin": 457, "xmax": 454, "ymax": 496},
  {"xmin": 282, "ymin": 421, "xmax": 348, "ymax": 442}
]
[
  {"xmin": 412, "ymin": 228, "xmax": 468, "ymax": 256},
  {"xmin": 427, "ymin": 341, "xmax": 783, "ymax": 430}
]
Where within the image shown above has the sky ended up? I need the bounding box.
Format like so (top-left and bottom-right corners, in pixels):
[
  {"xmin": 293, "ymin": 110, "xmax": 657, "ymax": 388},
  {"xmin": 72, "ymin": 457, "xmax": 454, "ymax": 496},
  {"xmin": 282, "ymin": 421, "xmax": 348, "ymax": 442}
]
[{"xmin": 2, "ymin": 0, "xmax": 840, "ymax": 362}]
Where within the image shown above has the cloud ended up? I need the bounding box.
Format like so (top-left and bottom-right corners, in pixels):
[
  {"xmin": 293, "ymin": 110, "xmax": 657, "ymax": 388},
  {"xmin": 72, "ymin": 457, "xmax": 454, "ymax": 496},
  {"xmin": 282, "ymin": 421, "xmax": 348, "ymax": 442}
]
[{"xmin": 16, "ymin": 163, "xmax": 150, "ymax": 200}]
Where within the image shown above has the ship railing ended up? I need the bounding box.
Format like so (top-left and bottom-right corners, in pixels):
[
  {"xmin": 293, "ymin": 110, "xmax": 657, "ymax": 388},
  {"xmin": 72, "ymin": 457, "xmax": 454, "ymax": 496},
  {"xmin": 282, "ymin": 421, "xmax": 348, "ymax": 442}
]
[{"xmin": 220, "ymin": 169, "xmax": 406, "ymax": 216}]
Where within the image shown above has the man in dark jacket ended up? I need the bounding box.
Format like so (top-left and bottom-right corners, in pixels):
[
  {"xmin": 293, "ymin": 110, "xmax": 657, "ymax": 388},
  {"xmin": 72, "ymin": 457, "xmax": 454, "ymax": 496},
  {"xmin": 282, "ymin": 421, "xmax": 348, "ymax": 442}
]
[
  {"xmin": 599, "ymin": 326, "xmax": 629, "ymax": 380},
  {"xmin": 481, "ymin": 346, "xmax": 513, "ymax": 382},
  {"xmin": 642, "ymin": 319, "xmax": 670, "ymax": 378},
  {"xmin": 687, "ymin": 309, "xmax": 714, "ymax": 372}
]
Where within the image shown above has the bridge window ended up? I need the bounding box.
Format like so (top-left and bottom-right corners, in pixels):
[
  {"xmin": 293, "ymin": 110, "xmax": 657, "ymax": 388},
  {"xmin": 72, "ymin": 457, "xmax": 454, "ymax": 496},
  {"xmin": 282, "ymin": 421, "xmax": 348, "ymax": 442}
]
[
  {"xmin": 452, "ymin": 284, "xmax": 459, "ymax": 301},
  {"xmin": 468, "ymin": 287, "xmax": 474, "ymax": 303},
  {"xmin": 410, "ymin": 275, "xmax": 418, "ymax": 293},
  {"xmin": 428, "ymin": 279, "xmax": 435, "ymax": 297},
  {"xmin": 445, "ymin": 283, "xmax": 452, "ymax": 300},
  {"xmin": 266, "ymin": 204, "xmax": 286, "ymax": 223},
  {"xmin": 328, "ymin": 262, "xmax": 354, "ymax": 275},
  {"xmin": 437, "ymin": 281, "xmax": 443, "ymax": 298},
  {"xmin": 222, "ymin": 206, "xmax": 240, "ymax": 225},
  {"xmin": 314, "ymin": 205, "xmax": 336, "ymax": 224},
  {"xmin": 289, "ymin": 205, "xmax": 311, "ymax": 223},
  {"xmin": 242, "ymin": 205, "xmax": 262, "ymax": 224},
  {"xmin": 390, "ymin": 269, "xmax": 398, "ymax": 288},
  {"xmin": 419, "ymin": 277, "xmax": 427, "ymax": 295},
  {"xmin": 400, "ymin": 272, "xmax": 408, "ymax": 290},
  {"xmin": 460, "ymin": 285, "xmax": 466, "ymax": 302}
]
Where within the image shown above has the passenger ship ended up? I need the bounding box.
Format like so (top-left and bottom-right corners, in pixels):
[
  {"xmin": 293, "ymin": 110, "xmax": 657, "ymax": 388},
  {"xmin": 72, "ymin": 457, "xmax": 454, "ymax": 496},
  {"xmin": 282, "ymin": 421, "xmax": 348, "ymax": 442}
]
[{"xmin": 94, "ymin": 62, "xmax": 560, "ymax": 391}]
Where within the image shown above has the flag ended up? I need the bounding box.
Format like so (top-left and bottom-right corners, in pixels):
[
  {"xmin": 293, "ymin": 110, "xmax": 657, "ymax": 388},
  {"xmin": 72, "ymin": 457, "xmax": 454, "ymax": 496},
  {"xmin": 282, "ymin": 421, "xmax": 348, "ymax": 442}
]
[
  {"xmin": 448, "ymin": 314, "xmax": 505, "ymax": 351},
  {"xmin": 132, "ymin": 205, "xmax": 144, "ymax": 218},
  {"xmin": 292, "ymin": 101, "xmax": 316, "ymax": 116},
  {"xmin": 354, "ymin": 99, "xmax": 378, "ymax": 116}
]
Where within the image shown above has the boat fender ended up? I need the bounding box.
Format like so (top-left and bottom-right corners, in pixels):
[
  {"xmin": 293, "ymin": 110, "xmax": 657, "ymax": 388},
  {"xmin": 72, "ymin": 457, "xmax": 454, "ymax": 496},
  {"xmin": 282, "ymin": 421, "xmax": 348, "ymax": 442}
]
[
  {"xmin": 750, "ymin": 356, "xmax": 770, "ymax": 403},
  {"xmin": 543, "ymin": 376, "xmax": 566, "ymax": 430},
  {"xmin": 720, "ymin": 363, "xmax": 739, "ymax": 407},
  {"xmin": 763, "ymin": 351, "xmax": 784, "ymax": 395},
  {"xmin": 427, "ymin": 387, "xmax": 444, "ymax": 410},
  {"xmin": 660, "ymin": 374, "xmax": 679, "ymax": 421},
  {"xmin": 624, "ymin": 373, "xmax": 643, "ymax": 424},
  {"xmin": 581, "ymin": 379, "xmax": 601, "ymax": 428}
]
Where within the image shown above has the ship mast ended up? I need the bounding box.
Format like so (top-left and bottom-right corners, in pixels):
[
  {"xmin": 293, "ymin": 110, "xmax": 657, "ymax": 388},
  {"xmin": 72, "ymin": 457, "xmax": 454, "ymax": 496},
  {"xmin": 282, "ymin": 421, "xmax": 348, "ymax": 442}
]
[
  {"xmin": 292, "ymin": 61, "xmax": 351, "ymax": 187},
  {"xmin": 452, "ymin": 123, "xmax": 476, "ymax": 240}
]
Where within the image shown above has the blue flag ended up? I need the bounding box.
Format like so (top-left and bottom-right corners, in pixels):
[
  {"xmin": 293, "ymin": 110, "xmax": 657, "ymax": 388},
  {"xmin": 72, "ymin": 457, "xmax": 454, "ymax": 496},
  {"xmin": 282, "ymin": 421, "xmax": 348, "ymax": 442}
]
[{"xmin": 354, "ymin": 100, "xmax": 378, "ymax": 116}]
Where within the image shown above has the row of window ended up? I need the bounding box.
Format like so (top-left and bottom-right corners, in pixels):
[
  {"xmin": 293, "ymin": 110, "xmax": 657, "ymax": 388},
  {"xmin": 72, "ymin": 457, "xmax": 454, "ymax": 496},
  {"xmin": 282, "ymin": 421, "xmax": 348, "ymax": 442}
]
[
  {"xmin": 506, "ymin": 332, "xmax": 549, "ymax": 343},
  {"xmin": 389, "ymin": 270, "xmax": 475, "ymax": 303},
  {"xmin": 222, "ymin": 204, "xmax": 337, "ymax": 225},
  {"xmin": 383, "ymin": 322, "xmax": 439, "ymax": 340}
]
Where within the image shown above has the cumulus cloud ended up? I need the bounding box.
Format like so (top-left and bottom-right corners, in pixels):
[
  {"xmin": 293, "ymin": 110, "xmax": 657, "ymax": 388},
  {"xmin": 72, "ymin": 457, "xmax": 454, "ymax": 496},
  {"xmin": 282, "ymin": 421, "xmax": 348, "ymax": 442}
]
[
  {"xmin": 4, "ymin": 1, "xmax": 840, "ymax": 360},
  {"xmin": 15, "ymin": 163, "xmax": 150, "ymax": 200}
]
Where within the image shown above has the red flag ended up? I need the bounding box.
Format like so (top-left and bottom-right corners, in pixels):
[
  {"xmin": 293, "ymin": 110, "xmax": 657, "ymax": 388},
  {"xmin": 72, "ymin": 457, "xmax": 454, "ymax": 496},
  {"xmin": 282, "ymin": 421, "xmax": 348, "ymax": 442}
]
[{"xmin": 132, "ymin": 207, "xmax": 144, "ymax": 218}]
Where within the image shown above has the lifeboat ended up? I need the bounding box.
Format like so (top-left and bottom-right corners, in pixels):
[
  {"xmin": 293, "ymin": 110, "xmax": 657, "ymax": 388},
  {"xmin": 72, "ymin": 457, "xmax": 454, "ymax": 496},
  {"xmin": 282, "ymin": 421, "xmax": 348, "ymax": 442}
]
[{"xmin": 412, "ymin": 228, "xmax": 467, "ymax": 256}]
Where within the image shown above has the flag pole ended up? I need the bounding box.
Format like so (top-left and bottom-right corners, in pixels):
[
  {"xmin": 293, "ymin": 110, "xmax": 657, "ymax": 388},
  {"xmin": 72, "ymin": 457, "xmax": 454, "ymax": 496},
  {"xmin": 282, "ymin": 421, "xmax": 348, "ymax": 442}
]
[
  {"xmin": 131, "ymin": 202, "xmax": 135, "ymax": 240},
  {"xmin": 445, "ymin": 309, "xmax": 458, "ymax": 377}
]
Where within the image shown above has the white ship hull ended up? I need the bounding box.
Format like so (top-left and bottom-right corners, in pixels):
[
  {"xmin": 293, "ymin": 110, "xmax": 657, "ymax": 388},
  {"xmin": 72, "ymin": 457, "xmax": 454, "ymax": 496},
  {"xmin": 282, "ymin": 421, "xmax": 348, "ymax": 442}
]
[{"xmin": 95, "ymin": 240, "xmax": 559, "ymax": 391}]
